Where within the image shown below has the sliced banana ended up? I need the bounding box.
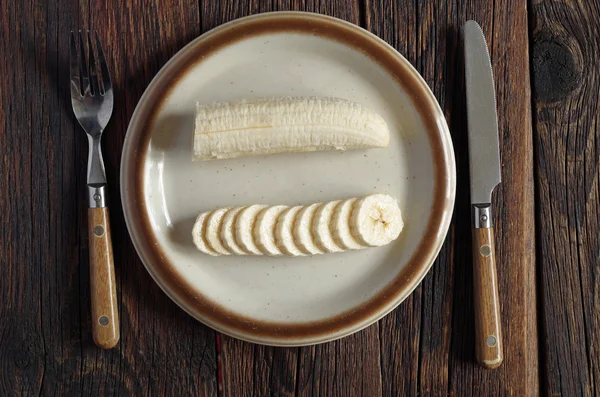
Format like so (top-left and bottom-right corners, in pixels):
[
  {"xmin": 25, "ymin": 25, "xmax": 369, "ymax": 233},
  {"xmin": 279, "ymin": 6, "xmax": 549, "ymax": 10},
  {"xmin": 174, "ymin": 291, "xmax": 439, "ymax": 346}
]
[
  {"xmin": 220, "ymin": 207, "xmax": 247, "ymax": 255},
  {"xmin": 205, "ymin": 208, "xmax": 231, "ymax": 255},
  {"xmin": 275, "ymin": 206, "xmax": 306, "ymax": 257},
  {"xmin": 191, "ymin": 211, "xmax": 220, "ymax": 256},
  {"xmin": 193, "ymin": 97, "xmax": 390, "ymax": 161},
  {"xmin": 235, "ymin": 204, "xmax": 268, "ymax": 255},
  {"xmin": 293, "ymin": 203, "xmax": 324, "ymax": 255},
  {"xmin": 312, "ymin": 201, "xmax": 343, "ymax": 253},
  {"xmin": 254, "ymin": 205, "xmax": 289, "ymax": 256},
  {"xmin": 350, "ymin": 194, "xmax": 403, "ymax": 247},
  {"xmin": 193, "ymin": 194, "xmax": 403, "ymax": 256},
  {"xmin": 331, "ymin": 198, "xmax": 366, "ymax": 250}
]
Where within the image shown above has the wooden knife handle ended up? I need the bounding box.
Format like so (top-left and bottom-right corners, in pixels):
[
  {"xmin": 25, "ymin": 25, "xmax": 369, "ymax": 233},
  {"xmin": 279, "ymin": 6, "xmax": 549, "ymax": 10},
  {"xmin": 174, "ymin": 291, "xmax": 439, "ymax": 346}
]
[
  {"xmin": 472, "ymin": 227, "xmax": 503, "ymax": 368},
  {"xmin": 88, "ymin": 207, "xmax": 120, "ymax": 349}
]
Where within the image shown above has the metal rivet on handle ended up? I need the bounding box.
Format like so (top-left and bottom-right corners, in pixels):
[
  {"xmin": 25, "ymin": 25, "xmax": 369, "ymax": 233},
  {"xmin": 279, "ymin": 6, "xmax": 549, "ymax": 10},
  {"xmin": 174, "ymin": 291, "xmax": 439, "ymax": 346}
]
[
  {"xmin": 486, "ymin": 335, "xmax": 497, "ymax": 347},
  {"xmin": 94, "ymin": 225, "xmax": 105, "ymax": 236},
  {"xmin": 480, "ymin": 245, "xmax": 491, "ymax": 257},
  {"xmin": 99, "ymin": 315, "xmax": 110, "ymax": 327}
]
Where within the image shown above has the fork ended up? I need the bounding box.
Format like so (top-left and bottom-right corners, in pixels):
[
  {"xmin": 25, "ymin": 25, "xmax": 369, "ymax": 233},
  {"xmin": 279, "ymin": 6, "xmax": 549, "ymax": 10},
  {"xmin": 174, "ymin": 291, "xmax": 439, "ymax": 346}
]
[{"xmin": 70, "ymin": 31, "xmax": 119, "ymax": 349}]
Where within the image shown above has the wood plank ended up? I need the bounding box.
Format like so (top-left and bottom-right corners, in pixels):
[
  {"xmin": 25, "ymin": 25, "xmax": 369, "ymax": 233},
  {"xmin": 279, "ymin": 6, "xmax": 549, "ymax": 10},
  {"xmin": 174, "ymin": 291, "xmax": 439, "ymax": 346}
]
[
  {"xmin": 487, "ymin": 1, "xmax": 538, "ymax": 394},
  {"xmin": 366, "ymin": 0, "xmax": 538, "ymax": 395},
  {"xmin": 453, "ymin": 0, "xmax": 538, "ymax": 395},
  {"xmin": 454, "ymin": 0, "xmax": 538, "ymax": 394},
  {"xmin": 296, "ymin": 326, "xmax": 381, "ymax": 397},
  {"xmin": 0, "ymin": 0, "xmax": 89, "ymax": 395},
  {"xmin": 530, "ymin": 0, "xmax": 600, "ymax": 395},
  {"xmin": 220, "ymin": 338, "xmax": 298, "ymax": 397}
]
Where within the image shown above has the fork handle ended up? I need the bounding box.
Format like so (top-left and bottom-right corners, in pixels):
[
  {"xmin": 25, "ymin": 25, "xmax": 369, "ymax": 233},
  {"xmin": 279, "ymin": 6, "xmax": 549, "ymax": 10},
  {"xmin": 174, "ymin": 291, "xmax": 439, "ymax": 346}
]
[{"xmin": 88, "ymin": 207, "xmax": 120, "ymax": 348}]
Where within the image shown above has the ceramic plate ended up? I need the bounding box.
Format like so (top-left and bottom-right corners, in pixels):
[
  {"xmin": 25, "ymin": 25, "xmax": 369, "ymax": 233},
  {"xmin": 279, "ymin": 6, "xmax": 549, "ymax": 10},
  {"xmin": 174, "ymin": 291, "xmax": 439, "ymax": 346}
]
[{"xmin": 121, "ymin": 12, "xmax": 456, "ymax": 346}]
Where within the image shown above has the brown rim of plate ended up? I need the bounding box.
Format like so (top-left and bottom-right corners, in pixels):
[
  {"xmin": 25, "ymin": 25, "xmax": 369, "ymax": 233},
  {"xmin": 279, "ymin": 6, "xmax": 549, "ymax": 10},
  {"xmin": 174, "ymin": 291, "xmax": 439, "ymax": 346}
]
[{"xmin": 121, "ymin": 12, "xmax": 456, "ymax": 346}]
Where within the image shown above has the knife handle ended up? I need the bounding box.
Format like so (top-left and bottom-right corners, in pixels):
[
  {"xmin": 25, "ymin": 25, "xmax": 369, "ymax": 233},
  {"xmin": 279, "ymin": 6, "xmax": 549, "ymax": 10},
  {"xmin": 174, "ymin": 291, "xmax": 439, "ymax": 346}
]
[
  {"xmin": 472, "ymin": 225, "xmax": 503, "ymax": 368},
  {"xmin": 88, "ymin": 207, "xmax": 120, "ymax": 349}
]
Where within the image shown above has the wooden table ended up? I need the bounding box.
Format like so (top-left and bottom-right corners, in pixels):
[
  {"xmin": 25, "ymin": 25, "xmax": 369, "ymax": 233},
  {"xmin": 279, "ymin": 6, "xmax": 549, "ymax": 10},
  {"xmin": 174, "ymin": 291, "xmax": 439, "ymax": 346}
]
[{"xmin": 2, "ymin": 0, "xmax": 598, "ymax": 395}]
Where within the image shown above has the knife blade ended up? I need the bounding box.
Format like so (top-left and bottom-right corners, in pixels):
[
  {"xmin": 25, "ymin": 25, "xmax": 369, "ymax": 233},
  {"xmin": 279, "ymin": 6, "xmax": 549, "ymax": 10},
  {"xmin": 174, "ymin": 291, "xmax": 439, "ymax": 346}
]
[
  {"xmin": 465, "ymin": 21, "xmax": 501, "ymax": 205},
  {"xmin": 464, "ymin": 20, "xmax": 503, "ymax": 369}
]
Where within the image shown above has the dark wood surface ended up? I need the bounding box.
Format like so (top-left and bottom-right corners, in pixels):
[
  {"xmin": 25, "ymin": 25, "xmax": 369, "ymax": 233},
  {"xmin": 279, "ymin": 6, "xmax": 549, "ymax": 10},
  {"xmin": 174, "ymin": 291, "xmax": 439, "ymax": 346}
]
[
  {"xmin": 0, "ymin": 0, "xmax": 597, "ymax": 396},
  {"xmin": 530, "ymin": 1, "xmax": 600, "ymax": 396}
]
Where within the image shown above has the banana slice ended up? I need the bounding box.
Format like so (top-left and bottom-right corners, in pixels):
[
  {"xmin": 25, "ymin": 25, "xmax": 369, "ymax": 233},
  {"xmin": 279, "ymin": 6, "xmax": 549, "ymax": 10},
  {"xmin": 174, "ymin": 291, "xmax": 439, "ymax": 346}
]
[
  {"xmin": 192, "ymin": 211, "xmax": 221, "ymax": 256},
  {"xmin": 235, "ymin": 204, "xmax": 268, "ymax": 255},
  {"xmin": 293, "ymin": 204, "xmax": 324, "ymax": 255},
  {"xmin": 350, "ymin": 194, "xmax": 403, "ymax": 247},
  {"xmin": 205, "ymin": 208, "xmax": 231, "ymax": 255},
  {"xmin": 275, "ymin": 206, "xmax": 306, "ymax": 257},
  {"xmin": 331, "ymin": 198, "xmax": 366, "ymax": 250},
  {"xmin": 312, "ymin": 201, "xmax": 343, "ymax": 253},
  {"xmin": 193, "ymin": 97, "xmax": 389, "ymax": 161},
  {"xmin": 254, "ymin": 205, "xmax": 289, "ymax": 256},
  {"xmin": 220, "ymin": 207, "xmax": 247, "ymax": 255},
  {"xmin": 193, "ymin": 194, "xmax": 403, "ymax": 256}
]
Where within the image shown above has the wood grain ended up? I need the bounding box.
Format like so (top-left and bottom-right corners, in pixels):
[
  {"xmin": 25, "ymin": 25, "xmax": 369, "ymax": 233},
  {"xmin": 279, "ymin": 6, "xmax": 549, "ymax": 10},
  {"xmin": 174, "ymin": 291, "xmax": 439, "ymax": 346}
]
[
  {"xmin": 0, "ymin": 0, "xmax": 89, "ymax": 395},
  {"xmin": 365, "ymin": 0, "xmax": 538, "ymax": 395},
  {"xmin": 88, "ymin": 207, "xmax": 119, "ymax": 349},
  {"xmin": 530, "ymin": 0, "xmax": 600, "ymax": 395},
  {"xmin": 472, "ymin": 227, "xmax": 503, "ymax": 369}
]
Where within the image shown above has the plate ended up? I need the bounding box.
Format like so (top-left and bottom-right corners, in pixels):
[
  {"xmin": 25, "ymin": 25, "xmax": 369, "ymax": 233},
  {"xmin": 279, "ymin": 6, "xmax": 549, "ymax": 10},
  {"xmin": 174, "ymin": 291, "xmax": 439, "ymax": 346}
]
[{"xmin": 121, "ymin": 12, "xmax": 456, "ymax": 346}]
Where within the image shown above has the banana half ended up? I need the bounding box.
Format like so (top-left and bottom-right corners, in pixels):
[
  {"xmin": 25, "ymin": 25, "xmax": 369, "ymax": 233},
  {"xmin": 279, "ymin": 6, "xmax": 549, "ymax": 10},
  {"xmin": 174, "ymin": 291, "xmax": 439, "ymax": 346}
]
[
  {"xmin": 191, "ymin": 194, "xmax": 402, "ymax": 257},
  {"xmin": 193, "ymin": 97, "xmax": 390, "ymax": 161}
]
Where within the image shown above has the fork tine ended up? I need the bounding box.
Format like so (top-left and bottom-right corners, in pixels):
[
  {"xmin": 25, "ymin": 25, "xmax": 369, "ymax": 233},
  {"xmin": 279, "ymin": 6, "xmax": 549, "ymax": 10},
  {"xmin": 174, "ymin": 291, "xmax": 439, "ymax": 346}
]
[
  {"xmin": 78, "ymin": 30, "xmax": 90, "ymax": 95},
  {"xmin": 87, "ymin": 31, "xmax": 101, "ymax": 96},
  {"xmin": 95, "ymin": 32, "xmax": 112, "ymax": 93},
  {"xmin": 69, "ymin": 31, "xmax": 80, "ymax": 96}
]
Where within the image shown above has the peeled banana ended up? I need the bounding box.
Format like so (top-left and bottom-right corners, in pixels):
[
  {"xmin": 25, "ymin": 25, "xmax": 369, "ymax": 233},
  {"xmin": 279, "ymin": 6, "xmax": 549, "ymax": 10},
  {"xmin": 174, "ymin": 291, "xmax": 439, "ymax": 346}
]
[
  {"xmin": 191, "ymin": 194, "xmax": 403, "ymax": 257},
  {"xmin": 193, "ymin": 97, "xmax": 390, "ymax": 161}
]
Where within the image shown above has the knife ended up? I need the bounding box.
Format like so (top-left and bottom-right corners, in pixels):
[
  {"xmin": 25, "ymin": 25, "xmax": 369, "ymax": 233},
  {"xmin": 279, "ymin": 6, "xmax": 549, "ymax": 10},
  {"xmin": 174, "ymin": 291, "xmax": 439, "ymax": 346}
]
[{"xmin": 464, "ymin": 20, "xmax": 503, "ymax": 369}]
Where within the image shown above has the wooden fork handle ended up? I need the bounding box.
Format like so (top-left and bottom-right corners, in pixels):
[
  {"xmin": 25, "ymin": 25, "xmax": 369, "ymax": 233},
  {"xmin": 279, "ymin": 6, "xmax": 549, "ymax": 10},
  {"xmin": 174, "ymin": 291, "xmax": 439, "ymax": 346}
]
[
  {"xmin": 88, "ymin": 207, "xmax": 120, "ymax": 349},
  {"xmin": 472, "ymin": 226, "xmax": 503, "ymax": 368}
]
